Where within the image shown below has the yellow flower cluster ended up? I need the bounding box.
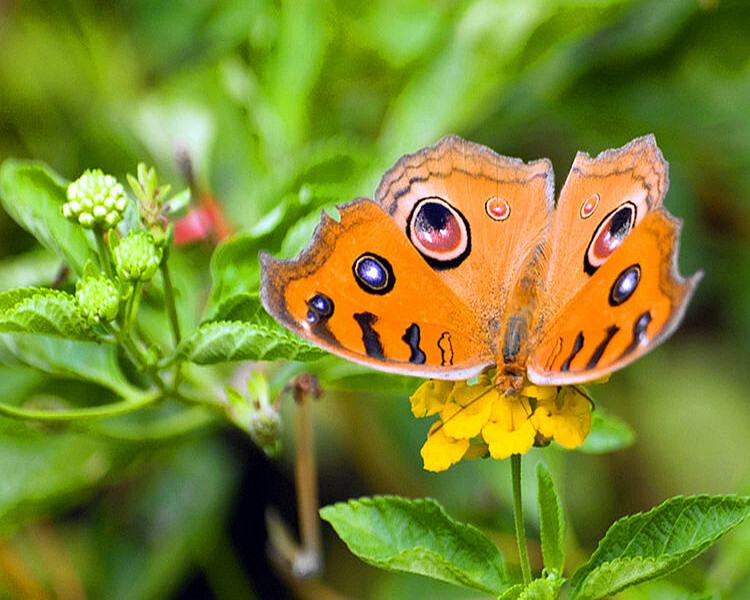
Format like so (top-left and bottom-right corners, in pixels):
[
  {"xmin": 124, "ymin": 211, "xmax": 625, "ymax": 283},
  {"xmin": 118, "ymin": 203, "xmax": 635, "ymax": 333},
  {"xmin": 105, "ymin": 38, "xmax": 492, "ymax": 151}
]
[{"xmin": 410, "ymin": 370, "xmax": 592, "ymax": 472}]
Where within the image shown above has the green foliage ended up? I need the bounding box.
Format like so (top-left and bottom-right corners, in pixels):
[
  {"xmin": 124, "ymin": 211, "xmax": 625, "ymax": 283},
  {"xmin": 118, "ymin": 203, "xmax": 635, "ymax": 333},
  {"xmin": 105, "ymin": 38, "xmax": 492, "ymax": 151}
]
[
  {"xmin": 177, "ymin": 294, "xmax": 326, "ymax": 364},
  {"xmin": 0, "ymin": 160, "xmax": 93, "ymax": 274},
  {"xmin": 536, "ymin": 461, "xmax": 565, "ymax": 577},
  {"xmin": 0, "ymin": 287, "xmax": 97, "ymax": 341},
  {"xmin": 569, "ymin": 495, "xmax": 750, "ymax": 600},
  {"xmin": 0, "ymin": 0, "xmax": 748, "ymax": 597},
  {"xmin": 320, "ymin": 496, "xmax": 509, "ymax": 595},
  {"xmin": 498, "ymin": 576, "xmax": 565, "ymax": 600},
  {"xmin": 578, "ymin": 407, "xmax": 636, "ymax": 454}
]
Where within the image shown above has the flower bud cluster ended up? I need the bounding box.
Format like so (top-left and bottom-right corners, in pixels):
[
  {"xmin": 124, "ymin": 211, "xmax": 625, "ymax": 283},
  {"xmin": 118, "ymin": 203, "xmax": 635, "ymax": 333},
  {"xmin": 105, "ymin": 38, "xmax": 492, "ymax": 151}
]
[
  {"xmin": 114, "ymin": 231, "xmax": 162, "ymax": 281},
  {"xmin": 75, "ymin": 273, "xmax": 120, "ymax": 325},
  {"xmin": 63, "ymin": 170, "xmax": 128, "ymax": 230}
]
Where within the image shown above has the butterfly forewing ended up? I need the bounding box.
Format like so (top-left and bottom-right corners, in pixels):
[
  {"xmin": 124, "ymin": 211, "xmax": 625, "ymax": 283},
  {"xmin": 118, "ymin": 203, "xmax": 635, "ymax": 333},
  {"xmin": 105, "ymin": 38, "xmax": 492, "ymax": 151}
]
[
  {"xmin": 374, "ymin": 136, "xmax": 554, "ymax": 327},
  {"xmin": 260, "ymin": 199, "xmax": 494, "ymax": 379},
  {"xmin": 539, "ymin": 135, "xmax": 669, "ymax": 329}
]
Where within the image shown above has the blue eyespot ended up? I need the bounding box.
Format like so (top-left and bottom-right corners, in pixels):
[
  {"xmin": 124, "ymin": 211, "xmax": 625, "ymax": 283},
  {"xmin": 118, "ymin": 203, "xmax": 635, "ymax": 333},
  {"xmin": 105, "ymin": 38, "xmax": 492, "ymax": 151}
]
[
  {"xmin": 609, "ymin": 264, "xmax": 641, "ymax": 306},
  {"xmin": 306, "ymin": 293, "xmax": 333, "ymax": 324},
  {"xmin": 353, "ymin": 253, "xmax": 395, "ymax": 295},
  {"xmin": 356, "ymin": 257, "xmax": 387, "ymax": 288}
]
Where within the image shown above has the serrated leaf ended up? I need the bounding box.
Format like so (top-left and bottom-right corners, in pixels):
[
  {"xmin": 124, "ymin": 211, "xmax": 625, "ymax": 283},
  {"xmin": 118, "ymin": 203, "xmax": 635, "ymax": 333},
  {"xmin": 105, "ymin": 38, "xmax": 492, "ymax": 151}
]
[
  {"xmin": 578, "ymin": 408, "xmax": 635, "ymax": 454},
  {"xmin": 180, "ymin": 292, "xmax": 325, "ymax": 364},
  {"xmin": 0, "ymin": 287, "xmax": 98, "ymax": 341},
  {"xmin": 176, "ymin": 319, "xmax": 325, "ymax": 365},
  {"xmin": 512, "ymin": 575, "xmax": 566, "ymax": 600},
  {"xmin": 0, "ymin": 159, "xmax": 94, "ymax": 275},
  {"xmin": 536, "ymin": 461, "xmax": 565, "ymax": 577},
  {"xmin": 498, "ymin": 583, "xmax": 525, "ymax": 600},
  {"xmin": 319, "ymin": 496, "xmax": 509, "ymax": 595},
  {"xmin": 205, "ymin": 291, "xmax": 264, "ymax": 324},
  {"xmin": 569, "ymin": 495, "xmax": 750, "ymax": 600}
]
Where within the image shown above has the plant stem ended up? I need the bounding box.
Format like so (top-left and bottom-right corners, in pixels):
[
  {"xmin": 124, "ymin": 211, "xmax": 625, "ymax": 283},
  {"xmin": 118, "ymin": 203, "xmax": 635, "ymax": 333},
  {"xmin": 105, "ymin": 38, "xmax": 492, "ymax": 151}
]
[
  {"xmin": 95, "ymin": 229, "xmax": 113, "ymax": 279},
  {"xmin": 160, "ymin": 258, "xmax": 181, "ymax": 345},
  {"xmin": 0, "ymin": 391, "xmax": 161, "ymax": 422},
  {"xmin": 511, "ymin": 453, "xmax": 532, "ymax": 585}
]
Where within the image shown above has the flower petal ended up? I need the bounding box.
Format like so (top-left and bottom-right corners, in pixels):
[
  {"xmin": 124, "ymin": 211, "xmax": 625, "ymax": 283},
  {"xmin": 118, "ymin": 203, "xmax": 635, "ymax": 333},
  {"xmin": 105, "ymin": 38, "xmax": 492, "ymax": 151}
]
[
  {"xmin": 410, "ymin": 380, "xmax": 454, "ymax": 418},
  {"xmin": 420, "ymin": 423, "xmax": 470, "ymax": 472},
  {"xmin": 481, "ymin": 420, "xmax": 535, "ymax": 459},
  {"xmin": 441, "ymin": 385, "xmax": 496, "ymax": 439}
]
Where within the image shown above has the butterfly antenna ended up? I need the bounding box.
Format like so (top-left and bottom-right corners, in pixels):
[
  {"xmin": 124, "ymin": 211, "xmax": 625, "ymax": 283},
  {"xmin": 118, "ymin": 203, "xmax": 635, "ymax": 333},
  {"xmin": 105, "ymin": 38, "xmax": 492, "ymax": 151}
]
[
  {"xmin": 432, "ymin": 385, "xmax": 495, "ymax": 434},
  {"xmin": 572, "ymin": 385, "xmax": 596, "ymax": 410}
]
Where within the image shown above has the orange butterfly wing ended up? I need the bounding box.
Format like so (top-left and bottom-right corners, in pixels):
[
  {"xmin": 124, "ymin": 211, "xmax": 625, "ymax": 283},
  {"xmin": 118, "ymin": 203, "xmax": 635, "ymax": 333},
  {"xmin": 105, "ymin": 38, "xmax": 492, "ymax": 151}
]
[
  {"xmin": 528, "ymin": 136, "xmax": 701, "ymax": 384},
  {"xmin": 260, "ymin": 199, "xmax": 493, "ymax": 379},
  {"xmin": 540, "ymin": 134, "xmax": 669, "ymax": 322},
  {"xmin": 374, "ymin": 136, "xmax": 554, "ymax": 326},
  {"xmin": 261, "ymin": 135, "xmax": 700, "ymax": 387}
]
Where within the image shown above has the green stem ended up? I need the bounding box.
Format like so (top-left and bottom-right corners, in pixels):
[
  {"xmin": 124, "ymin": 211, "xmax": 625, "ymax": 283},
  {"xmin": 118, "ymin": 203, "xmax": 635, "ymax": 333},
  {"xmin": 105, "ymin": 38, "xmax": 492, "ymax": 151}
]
[
  {"xmin": 160, "ymin": 258, "xmax": 181, "ymax": 345},
  {"xmin": 511, "ymin": 453, "xmax": 532, "ymax": 585},
  {"xmin": 126, "ymin": 281, "xmax": 144, "ymax": 333},
  {"xmin": 95, "ymin": 229, "xmax": 113, "ymax": 279},
  {"xmin": 0, "ymin": 391, "xmax": 161, "ymax": 422},
  {"xmin": 81, "ymin": 407, "xmax": 216, "ymax": 440}
]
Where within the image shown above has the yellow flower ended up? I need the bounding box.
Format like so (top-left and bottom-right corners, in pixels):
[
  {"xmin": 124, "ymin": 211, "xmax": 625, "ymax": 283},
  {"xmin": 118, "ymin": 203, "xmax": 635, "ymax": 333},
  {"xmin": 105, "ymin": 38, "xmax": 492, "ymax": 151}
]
[
  {"xmin": 410, "ymin": 370, "xmax": 592, "ymax": 472},
  {"xmin": 421, "ymin": 422, "xmax": 471, "ymax": 472}
]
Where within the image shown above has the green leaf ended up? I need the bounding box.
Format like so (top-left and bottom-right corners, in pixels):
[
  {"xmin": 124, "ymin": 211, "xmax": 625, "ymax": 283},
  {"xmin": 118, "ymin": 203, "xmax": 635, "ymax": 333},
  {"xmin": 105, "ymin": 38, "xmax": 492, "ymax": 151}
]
[
  {"xmin": 498, "ymin": 583, "xmax": 525, "ymax": 600},
  {"xmin": 177, "ymin": 293, "xmax": 326, "ymax": 364},
  {"xmin": 0, "ymin": 415, "xmax": 131, "ymax": 536},
  {"xmin": 319, "ymin": 496, "xmax": 509, "ymax": 595},
  {"xmin": 0, "ymin": 287, "xmax": 98, "ymax": 341},
  {"xmin": 500, "ymin": 575, "xmax": 566, "ymax": 600},
  {"xmin": 90, "ymin": 437, "xmax": 241, "ymax": 600},
  {"xmin": 569, "ymin": 495, "xmax": 750, "ymax": 600},
  {"xmin": 0, "ymin": 334, "xmax": 138, "ymax": 398},
  {"xmin": 578, "ymin": 408, "xmax": 635, "ymax": 454},
  {"xmin": 536, "ymin": 461, "xmax": 565, "ymax": 577},
  {"xmin": 205, "ymin": 291, "xmax": 264, "ymax": 324},
  {"xmin": 0, "ymin": 159, "xmax": 94, "ymax": 274},
  {"xmin": 206, "ymin": 234, "xmax": 264, "ymax": 315}
]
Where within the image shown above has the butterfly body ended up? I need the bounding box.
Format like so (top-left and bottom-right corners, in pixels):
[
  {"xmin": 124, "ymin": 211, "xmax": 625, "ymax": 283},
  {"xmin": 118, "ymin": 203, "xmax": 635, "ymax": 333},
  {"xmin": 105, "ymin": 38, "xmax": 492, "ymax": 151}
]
[{"xmin": 260, "ymin": 136, "xmax": 701, "ymax": 390}]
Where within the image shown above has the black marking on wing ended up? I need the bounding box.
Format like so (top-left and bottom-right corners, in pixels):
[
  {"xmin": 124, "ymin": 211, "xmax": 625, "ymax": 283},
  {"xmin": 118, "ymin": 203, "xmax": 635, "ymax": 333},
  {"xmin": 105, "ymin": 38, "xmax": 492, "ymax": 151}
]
[
  {"xmin": 353, "ymin": 312, "xmax": 384, "ymax": 359},
  {"xmin": 620, "ymin": 311, "xmax": 652, "ymax": 358},
  {"xmin": 394, "ymin": 175, "xmax": 429, "ymax": 201},
  {"xmin": 561, "ymin": 332, "xmax": 584, "ymax": 371},
  {"xmin": 545, "ymin": 338, "xmax": 564, "ymax": 371},
  {"xmin": 586, "ymin": 325, "xmax": 620, "ymax": 369},
  {"xmin": 438, "ymin": 332, "xmax": 454, "ymax": 366},
  {"xmin": 401, "ymin": 323, "xmax": 427, "ymax": 365}
]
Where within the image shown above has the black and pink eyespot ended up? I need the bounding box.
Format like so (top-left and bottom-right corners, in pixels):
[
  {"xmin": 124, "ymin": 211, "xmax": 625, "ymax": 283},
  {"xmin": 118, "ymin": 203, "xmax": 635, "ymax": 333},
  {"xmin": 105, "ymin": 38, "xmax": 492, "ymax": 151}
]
[
  {"xmin": 406, "ymin": 197, "xmax": 471, "ymax": 269},
  {"xmin": 583, "ymin": 197, "xmax": 647, "ymax": 275}
]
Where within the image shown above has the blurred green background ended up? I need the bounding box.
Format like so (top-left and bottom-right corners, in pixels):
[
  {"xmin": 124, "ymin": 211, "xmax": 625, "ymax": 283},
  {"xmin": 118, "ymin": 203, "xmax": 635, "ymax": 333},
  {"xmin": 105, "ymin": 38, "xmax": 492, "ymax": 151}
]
[{"xmin": 0, "ymin": 0, "xmax": 748, "ymax": 598}]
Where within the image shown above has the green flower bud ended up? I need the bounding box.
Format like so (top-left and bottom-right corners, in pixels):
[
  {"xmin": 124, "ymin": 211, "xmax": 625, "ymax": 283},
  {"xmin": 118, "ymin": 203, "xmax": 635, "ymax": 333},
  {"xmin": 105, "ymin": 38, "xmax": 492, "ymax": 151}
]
[
  {"xmin": 63, "ymin": 169, "xmax": 128, "ymax": 230},
  {"xmin": 113, "ymin": 231, "xmax": 162, "ymax": 281},
  {"xmin": 75, "ymin": 273, "xmax": 120, "ymax": 325},
  {"xmin": 248, "ymin": 410, "xmax": 281, "ymax": 454}
]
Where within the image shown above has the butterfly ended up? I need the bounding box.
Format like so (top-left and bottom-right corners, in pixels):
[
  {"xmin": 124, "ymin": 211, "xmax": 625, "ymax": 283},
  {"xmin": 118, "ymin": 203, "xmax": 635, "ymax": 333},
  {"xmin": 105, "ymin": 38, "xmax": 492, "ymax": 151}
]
[{"xmin": 260, "ymin": 135, "xmax": 701, "ymax": 391}]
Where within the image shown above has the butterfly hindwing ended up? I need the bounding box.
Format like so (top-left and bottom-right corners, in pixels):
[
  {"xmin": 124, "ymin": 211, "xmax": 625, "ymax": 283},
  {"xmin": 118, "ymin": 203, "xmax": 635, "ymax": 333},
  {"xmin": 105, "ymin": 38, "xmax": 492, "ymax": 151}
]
[{"xmin": 528, "ymin": 209, "xmax": 701, "ymax": 385}]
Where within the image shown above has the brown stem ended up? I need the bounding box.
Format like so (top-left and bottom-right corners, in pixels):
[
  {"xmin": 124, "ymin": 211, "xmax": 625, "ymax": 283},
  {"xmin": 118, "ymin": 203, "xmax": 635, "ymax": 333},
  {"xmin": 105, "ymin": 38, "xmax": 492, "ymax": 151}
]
[
  {"xmin": 0, "ymin": 538, "xmax": 51, "ymax": 600},
  {"xmin": 266, "ymin": 374, "xmax": 323, "ymax": 578}
]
